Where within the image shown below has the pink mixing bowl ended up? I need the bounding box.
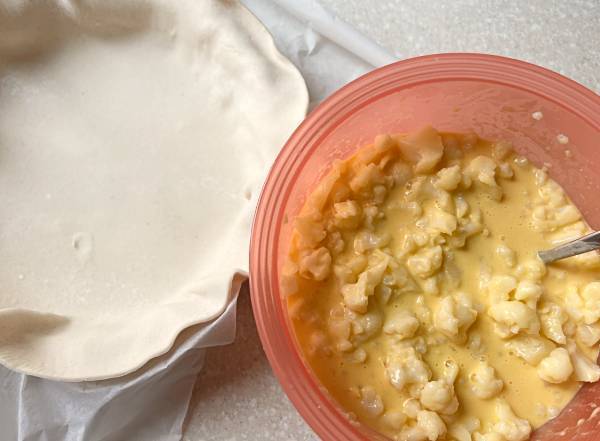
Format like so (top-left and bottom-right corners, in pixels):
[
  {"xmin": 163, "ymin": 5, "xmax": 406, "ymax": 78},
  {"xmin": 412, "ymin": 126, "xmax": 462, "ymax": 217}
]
[{"xmin": 250, "ymin": 53, "xmax": 600, "ymax": 440}]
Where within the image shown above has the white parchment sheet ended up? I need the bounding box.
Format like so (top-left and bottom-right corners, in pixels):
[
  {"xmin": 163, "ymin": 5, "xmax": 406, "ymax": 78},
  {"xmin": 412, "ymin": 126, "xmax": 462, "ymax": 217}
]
[{"xmin": 0, "ymin": 1, "xmax": 395, "ymax": 440}]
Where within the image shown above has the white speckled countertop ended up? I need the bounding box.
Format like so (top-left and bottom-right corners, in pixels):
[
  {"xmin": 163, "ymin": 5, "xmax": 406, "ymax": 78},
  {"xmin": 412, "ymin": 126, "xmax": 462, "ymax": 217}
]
[{"xmin": 183, "ymin": 1, "xmax": 600, "ymax": 440}]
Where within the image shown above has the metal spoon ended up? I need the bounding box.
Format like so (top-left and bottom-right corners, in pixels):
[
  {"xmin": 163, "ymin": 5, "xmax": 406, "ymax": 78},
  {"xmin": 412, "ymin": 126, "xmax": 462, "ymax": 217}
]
[{"xmin": 538, "ymin": 231, "xmax": 600, "ymax": 264}]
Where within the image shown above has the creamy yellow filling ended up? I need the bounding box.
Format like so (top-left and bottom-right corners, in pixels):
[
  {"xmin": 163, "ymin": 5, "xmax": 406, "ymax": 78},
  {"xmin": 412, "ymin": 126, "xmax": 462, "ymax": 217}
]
[{"xmin": 284, "ymin": 128, "xmax": 600, "ymax": 441}]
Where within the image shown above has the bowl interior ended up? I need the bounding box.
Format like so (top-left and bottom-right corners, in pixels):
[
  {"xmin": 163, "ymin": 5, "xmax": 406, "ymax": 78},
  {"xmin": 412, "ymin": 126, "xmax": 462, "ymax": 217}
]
[{"xmin": 251, "ymin": 54, "xmax": 600, "ymax": 441}]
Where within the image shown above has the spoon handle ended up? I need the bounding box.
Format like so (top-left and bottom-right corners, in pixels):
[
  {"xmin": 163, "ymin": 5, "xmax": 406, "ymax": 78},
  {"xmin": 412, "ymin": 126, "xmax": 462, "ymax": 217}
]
[{"xmin": 538, "ymin": 231, "xmax": 600, "ymax": 265}]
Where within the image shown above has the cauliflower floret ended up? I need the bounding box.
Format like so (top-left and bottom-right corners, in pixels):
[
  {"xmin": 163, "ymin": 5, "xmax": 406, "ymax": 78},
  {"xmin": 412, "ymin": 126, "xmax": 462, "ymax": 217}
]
[
  {"xmin": 397, "ymin": 126, "xmax": 444, "ymax": 174},
  {"xmin": 419, "ymin": 380, "xmax": 459, "ymax": 415},
  {"xmin": 403, "ymin": 397, "xmax": 423, "ymax": 418},
  {"xmin": 567, "ymin": 341, "xmax": 600, "ymax": 382},
  {"xmin": 333, "ymin": 200, "xmax": 362, "ymax": 229},
  {"xmin": 421, "ymin": 206, "xmax": 458, "ymax": 236},
  {"xmin": 354, "ymin": 230, "xmax": 391, "ymax": 253},
  {"xmin": 398, "ymin": 426, "xmax": 428, "ymax": 441},
  {"xmin": 514, "ymin": 259, "xmax": 546, "ymax": 282},
  {"xmin": 473, "ymin": 432, "xmax": 506, "ymax": 441},
  {"xmin": 577, "ymin": 323, "xmax": 600, "ymax": 347},
  {"xmin": 381, "ymin": 410, "xmax": 407, "ymax": 430},
  {"xmin": 390, "ymin": 161, "xmax": 413, "ymax": 187},
  {"xmin": 505, "ymin": 336, "xmax": 555, "ymax": 366},
  {"xmin": 349, "ymin": 162, "xmax": 384, "ymax": 194},
  {"xmin": 407, "ymin": 245, "xmax": 444, "ymax": 279},
  {"xmin": 449, "ymin": 418, "xmax": 481, "ymax": 441},
  {"xmin": 416, "ymin": 410, "xmax": 447, "ymax": 441},
  {"xmin": 492, "ymin": 140, "xmax": 513, "ymax": 160},
  {"xmin": 280, "ymin": 259, "xmax": 299, "ymax": 296},
  {"xmin": 341, "ymin": 251, "xmax": 390, "ymax": 312},
  {"xmin": 491, "ymin": 399, "xmax": 531, "ymax": 441},
  {"xmin": 488, "ymin": 301, "xmax": 540, "ymax": 338},
  {"xmin": 359, "ymin": 386, "xmax": 384, "ymax": 417},
  {"xmin": 384, "ymin": 310, "xmax": 420, "ymax": 339},
  {"xmin": 455, "ymin": 195, "xmax": 469, "ymax": 218},
  {"xmin": 433, "ymin": 294, "xmax": 477, "ymax": 340},
  {"xmin": 496, "ymin": 244, "xmax": 516, "ymax": 268},
  {"xmin": 449, "ymin": 425, "xmax": 474, "ymax": 441},
  {"xmin": 298, "ymin": 247, "xmax": 332, "ymax": 281},
  {"xmin": 307, "ymin": 330, "xmax": 331, "ymax": 357},
  {"xmin": 514, "ymin": 280, "xmax": 543, "ymax": 309},
  {"xmin": 537, "ymin": 348, "xmax": 573, "ymax": 383},
  {"xmin": 564, "ymin": 285, "xmax": 585, "ymax": 323},
  {"xmin": 554, "ymin": 205, "xmax": 581, "ymax": 227},
  {"xmin": 581, "ymin": 282, "xmax": 600, "ymax": 324},
  {"xmin": 434, "ymin": 165, "xmax": 462, "ymax": 191},
  {"xmin": 333, "ymin": 254, "xmax": 368, "ymax": 285},
  {"xmin": 539, "ymin": 303, "xmax": 567, "ymax": 345},
  {"xmin": 487, "ymin": 275, "xmax": 517, "ymax": 304},
  {"xmin": 294, "ymin": 215, "xmax": 327, "ymax": 249},
  {"xmin": 466, "ymin": 156, "xmax": 498, "ymax": 187},
  {"xmin": 328, "ymin": 312, "xmax": 352, "ymax": 352},
  {"xmin": 351, "ymin": 311, "xmax": 383, "ymax": 344},
  {"xmin": 385, "ymin": 347, "xmax": 432, "ymax": 391},
  {"xmin": 326, "ymin": 231, "xmax": 345, "ymax": 255},
  {"xmin": 421, "ymin": 276, "xmax": 439, "ymax": 296},
  {"xmin": 345, "ymin": 347, "xmax": 367, "ymax": 363},
  {"xmin": 469, "ymin": 361, "xmax": 503, "ymax": 399}
]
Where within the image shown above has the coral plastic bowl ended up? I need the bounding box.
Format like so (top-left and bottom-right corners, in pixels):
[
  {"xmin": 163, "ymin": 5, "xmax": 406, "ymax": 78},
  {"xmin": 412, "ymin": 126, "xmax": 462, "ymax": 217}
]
[{"xmin": 250, "ymin": 53, "xmax": 600, "ymax": 440}]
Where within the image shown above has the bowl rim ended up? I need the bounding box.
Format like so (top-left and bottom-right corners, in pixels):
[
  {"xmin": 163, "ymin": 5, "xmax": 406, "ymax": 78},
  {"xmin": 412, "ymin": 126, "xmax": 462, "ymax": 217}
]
[{"xmin": 249, "ymin": 52, "xmax": 600, "ymax": 440}]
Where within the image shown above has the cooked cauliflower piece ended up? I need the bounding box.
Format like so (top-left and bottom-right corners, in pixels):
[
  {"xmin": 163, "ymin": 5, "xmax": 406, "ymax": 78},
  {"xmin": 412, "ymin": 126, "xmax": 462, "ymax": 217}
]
[
  {"xmin": 505, "ymin": 336, "xmax": 555, "ymax": 366},
  {"xmin": 488, "ymin": 301, "xmax": 540, "ymax": 338},
  {"xmin": 567, "ymin": 342, "xmax": 600, "ymax": 382},
  {"xmin": 473, "ymin": 432, "xmax": 505, "ymax": 441},
  {"xmin": 384, "ymin": 310, "xmax": 420, "ymax": 339},
  {"xmin": 514, "ymin": 259, "xmax": 546, "ymax": 282},
  {"xmin": 386, "ymin": 347, "xmax": 431, "ymax": 391},
  {"xmin": 487, "ymin": 275, "xmax": 517, "ymax": 304},
  {"xmin": 333, "ymin": 200, "xmax": 362, "ymax": 229},
  {"xmin": 466, "ymin": 156, "xmax": 498, "ymax": 187},
  {"xmin": 406, "ymin": 245, "xmax": 444, "ymax": 279},
  {"xmin": 354, "ymin": 230, "xmax": 392, "ymax": 253},
  {"xmin": 581, "ymin": 282, "xmax": 600, "ymax": 324},
  {"xmin": 398, "ymin": 426, "xmax": 429, "ymax": 441},
  {"xmin": 298, "ymin": 247, "xmax": 332, "ymax": 281},
  {"xmin": 455, "ymin": 195, "xmax": 469, "ymax": 218},
  {"xmin": 419, "ymin": 379, "xmax": 459, "ymax": 415},
  {"xmin": 397, "ymin": 126, "xmax": 444, "ymax": 173},
  {"xmin": 539, "ymin": 303, "xmax": 567, "ymax": 345},
  {"xmin": 420, "ymin": 205, "xmax": 458, "ymax": 236},
  {"xmin": 434, "ymin": 165, "xmax": 462, "ymax": 191},
  {"xmin": 469, "ymin": 361, "xmax": 504, "ymax": 399},
  {"xmin": 360, "ymin": 386, "xmax": 384, "ymax": 417},
  {"xmin": 577, "ymin": 323, "xmax": 600, "ymax": 347},
  {"xmin": 280, "ymin": 259, "xmax": 299, "ymax": 296},
  {"xmin": 433, "ymin": 294, "xmax": 477, "ymax": 340},
  {"xmin": 341, "ymin": 251, "xmax": 390, "ymax": 312},
  {"xmin": 381, "ymin": 410, "xmax": 407, "ymax": 430},
  {"xmin": 514, "ymin": 280, "xmax": 543, "ymax": 309},
  {"xmin": 496, "ymin": 244, "xmax": 517, "ymax": 268},
  {"xmin": 491, "ymin": 399, "xmax": 531, "ymax": 441},
  {"xmin": 538, "ymin": 348, "xmax": 573, "ymax": 383},
  {"xmin": 416, "ymin": 410, "xmax": 447, "ymax": 441},
  {"xmin": 351, "ymin": 311, "xmax": 383, "ymax": 344},
  {"xmin": 350, "ymin": 162, "xmax": 384, "ymax": 194}
]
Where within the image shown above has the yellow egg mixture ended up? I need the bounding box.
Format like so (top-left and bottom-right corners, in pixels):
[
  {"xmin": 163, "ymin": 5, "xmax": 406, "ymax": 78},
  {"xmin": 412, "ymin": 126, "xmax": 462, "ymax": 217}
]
[{"xmin": 282, "ymin": 127, "xmax": 600, "ymax": 441}]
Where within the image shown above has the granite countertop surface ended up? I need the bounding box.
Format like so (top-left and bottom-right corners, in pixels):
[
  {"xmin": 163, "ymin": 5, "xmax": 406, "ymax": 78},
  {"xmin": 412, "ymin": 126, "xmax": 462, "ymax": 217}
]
[{"xmin": 183, "ymin": 1, "xmax": 600, "ymax": 440}]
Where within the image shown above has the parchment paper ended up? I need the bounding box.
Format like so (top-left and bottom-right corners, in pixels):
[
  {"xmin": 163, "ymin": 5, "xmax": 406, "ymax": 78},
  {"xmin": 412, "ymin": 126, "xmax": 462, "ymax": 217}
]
[{"xmin": 0, "ymin": 1, "xmax": 395, "ymax": 440}]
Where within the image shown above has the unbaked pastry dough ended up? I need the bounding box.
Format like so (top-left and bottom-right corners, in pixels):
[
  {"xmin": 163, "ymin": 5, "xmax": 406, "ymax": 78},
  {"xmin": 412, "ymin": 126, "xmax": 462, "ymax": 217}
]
[{"xmin": 0, "ymin": 0, "xmax": 307, "ymax": 380}]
